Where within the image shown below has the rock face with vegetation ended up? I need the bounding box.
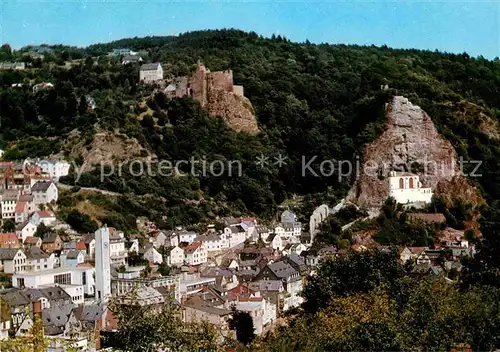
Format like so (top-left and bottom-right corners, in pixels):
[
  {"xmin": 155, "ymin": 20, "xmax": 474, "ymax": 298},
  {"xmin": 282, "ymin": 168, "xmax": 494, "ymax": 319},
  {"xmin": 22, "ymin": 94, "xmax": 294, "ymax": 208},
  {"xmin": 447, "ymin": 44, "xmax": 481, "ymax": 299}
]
[
  {"xmin": 66, "ymin": 130, "xmax": 154, "ymax": 171},
  {"xmin": 207, "ymin": 87, "xmax": 258, "ymax": 134},
  {"xmin": 347, "ymin": 96, "xmax": 482, "ymax": 209}
]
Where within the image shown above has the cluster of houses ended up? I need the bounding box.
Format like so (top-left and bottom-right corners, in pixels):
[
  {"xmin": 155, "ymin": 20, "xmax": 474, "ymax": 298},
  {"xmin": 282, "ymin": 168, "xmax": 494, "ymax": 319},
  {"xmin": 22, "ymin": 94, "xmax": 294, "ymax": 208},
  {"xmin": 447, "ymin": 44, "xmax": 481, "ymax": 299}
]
[
  {"xmin": 0, "ymin": 209, "xmax": 331, "ymax": 348},
  {"xmin": 0, "ymin": 159, "xmax": 70, "ymax": 228},
  {"xmin": 0, "ymin": 159, "xmax": 477, "ymax": 351}
]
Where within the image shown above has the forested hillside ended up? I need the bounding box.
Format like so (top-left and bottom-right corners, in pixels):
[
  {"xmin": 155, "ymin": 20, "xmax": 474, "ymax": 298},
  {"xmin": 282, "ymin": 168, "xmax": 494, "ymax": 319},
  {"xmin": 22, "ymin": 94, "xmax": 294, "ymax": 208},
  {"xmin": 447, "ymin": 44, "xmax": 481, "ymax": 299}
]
[{"xmin": 1, "ymin": 29, "xmax": 500, "ymax": 229}]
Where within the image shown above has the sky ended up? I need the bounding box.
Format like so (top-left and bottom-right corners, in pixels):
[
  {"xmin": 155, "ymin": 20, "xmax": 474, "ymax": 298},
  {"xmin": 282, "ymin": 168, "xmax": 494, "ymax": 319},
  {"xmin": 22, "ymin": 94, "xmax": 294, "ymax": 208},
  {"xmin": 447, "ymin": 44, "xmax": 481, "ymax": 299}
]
[{"xmin": 1, "ymin": 0, "xmax": 499, "ymax": 58}]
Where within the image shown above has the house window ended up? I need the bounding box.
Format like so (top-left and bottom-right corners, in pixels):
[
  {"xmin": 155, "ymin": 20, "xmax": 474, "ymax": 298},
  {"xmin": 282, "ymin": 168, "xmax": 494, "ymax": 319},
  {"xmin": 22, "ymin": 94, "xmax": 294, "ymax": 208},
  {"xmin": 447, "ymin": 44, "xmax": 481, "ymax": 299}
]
[
  {"xmin": 54, "ymin": 273, "xmax": 71, "ymax": 285},
  {"xmin": 17, "ymin": 278, "xmax": 25, "ymax": 287}
]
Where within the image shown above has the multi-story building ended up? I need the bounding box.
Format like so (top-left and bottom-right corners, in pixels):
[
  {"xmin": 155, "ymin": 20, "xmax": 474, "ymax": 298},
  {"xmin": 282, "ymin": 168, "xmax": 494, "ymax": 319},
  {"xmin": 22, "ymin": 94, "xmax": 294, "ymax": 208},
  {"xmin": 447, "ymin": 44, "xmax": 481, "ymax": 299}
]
[
  {"xmin": 183, "ymin": 241, "xmax": 207, "ymax": 266},
  {"xmin": 24, "ymin": 158, "xmax": 70, "ymax": 182},
  {"xmin": 139, "ymin": 63, "xmax": 163, "ymax": 83},
  {"xmin": 31, "ymin": 181, "xmax": 58, "ymax": 205},
  {"xmin": 1, "ymin": 189, "xmax": 20, "ymax": 219}
]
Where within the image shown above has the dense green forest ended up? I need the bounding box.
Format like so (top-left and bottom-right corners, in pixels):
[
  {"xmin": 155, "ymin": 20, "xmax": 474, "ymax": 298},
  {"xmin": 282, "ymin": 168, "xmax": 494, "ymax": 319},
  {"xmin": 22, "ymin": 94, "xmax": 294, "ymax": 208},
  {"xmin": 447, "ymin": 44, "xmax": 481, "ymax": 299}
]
[{"xmin": 1, "ymin": 29, "xmax": 500, "ymax": 229}]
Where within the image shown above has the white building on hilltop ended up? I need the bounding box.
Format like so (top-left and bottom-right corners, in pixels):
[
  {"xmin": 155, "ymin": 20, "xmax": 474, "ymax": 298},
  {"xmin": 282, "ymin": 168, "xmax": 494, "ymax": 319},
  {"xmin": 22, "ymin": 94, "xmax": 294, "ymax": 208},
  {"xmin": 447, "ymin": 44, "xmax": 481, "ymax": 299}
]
[
  {"xmin": 139, "ymin": 63, "xmax": 163, "ymax": 84},
  {"xmin": 388, "ymin": 171, "xmax": 433, "ymax": 204}
]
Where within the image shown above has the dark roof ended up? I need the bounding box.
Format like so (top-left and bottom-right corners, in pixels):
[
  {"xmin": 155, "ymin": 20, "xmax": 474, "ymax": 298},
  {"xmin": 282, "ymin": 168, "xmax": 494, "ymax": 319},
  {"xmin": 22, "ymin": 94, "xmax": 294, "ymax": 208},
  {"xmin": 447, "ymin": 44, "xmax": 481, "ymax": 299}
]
[
  {"xmin": 122, "ymin": 55, "xmax": 141, "ymax": 61},
  {"xmin": 25, "ymin": 246, "xmax": 49, "ymax": 260},
  {"xmin": 0, "ymin": 288, "xmax": 31, "ymax": 307},
  {"xmin": 25, "ymin": 287, "xmax": 71, "ymax": 302},
  {"xmin": 81, "ymin": 233, "xmax": 95, "ymax": 244},
  {"xmin": 267, "ymin": 261, "xmax": 298, "ymax": 279},
  {"xmin": 1, "ymin": 189, "xmax": 19, "ymax": 201},
  {"xmin": 73, "ymin": 304, "xmax": 104, "ymax": 322},
  {"xmin": 286, "ymin": 253, "xmax": 305, "ymax": 267},
  {"xmin": 31, "ymin": 181, "xmax": 54, "ymax": 192},
  {"xmin": 140, "ymin": 62, "xmax": 161, "ymax": 71},
  {"xmin": 65, "ymin": 250, "xmax": 81, "ymax": 259},
  {"xmin": 0, "ymin": 248, "xmax": 21, "ymax": 260},
  {"xmin": 24, "ymin": 236, "xmax": 41, "ymax": 245},
  {"xmin": 42, "ymin": 233, "xmax": 59, "ymax": 244}
]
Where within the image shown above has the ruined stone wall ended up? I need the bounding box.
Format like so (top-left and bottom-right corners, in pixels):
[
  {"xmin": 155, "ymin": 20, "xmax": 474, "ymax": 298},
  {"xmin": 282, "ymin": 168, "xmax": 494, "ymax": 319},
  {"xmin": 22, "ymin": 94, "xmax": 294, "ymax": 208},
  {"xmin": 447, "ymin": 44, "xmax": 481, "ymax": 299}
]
[
  {"xmin": 190, "ymin": 65, "xmax": 208, "ymax": 107},
  {"xmin": 207, "ymin": 70, "xmax": 234, "ymax": 94}
]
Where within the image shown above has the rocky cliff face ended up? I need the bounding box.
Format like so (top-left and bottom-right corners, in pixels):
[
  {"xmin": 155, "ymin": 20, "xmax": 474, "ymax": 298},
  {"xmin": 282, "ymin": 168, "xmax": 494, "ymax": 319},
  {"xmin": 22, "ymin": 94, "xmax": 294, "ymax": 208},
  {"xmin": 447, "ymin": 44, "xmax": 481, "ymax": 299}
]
[
  {"xmin": 66, "ymin": 130, "xmax": 154, "ymax": 171},
  {"xmin": 347, "ymin": 96, "xmax": 482, "ymax": 209},
  {"xmin": 207, "ymin": 88, "xmax": 259, "ymax": 135}
]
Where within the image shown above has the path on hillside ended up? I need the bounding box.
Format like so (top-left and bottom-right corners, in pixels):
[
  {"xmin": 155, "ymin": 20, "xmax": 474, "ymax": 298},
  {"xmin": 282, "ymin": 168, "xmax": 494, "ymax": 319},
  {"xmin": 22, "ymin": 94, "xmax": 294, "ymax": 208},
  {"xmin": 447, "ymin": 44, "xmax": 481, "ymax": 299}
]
[{"xmin": 58, "ymin": 183, "xmax": 121, "ymax": 196}]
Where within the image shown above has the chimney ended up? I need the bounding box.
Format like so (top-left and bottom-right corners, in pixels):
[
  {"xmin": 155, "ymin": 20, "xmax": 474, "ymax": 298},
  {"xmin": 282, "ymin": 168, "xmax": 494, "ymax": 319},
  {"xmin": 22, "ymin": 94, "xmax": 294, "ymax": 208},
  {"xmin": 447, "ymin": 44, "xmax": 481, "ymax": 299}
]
[{"xmin": 94, "ymin": 318, "xmax": 102, "ymax": 350}]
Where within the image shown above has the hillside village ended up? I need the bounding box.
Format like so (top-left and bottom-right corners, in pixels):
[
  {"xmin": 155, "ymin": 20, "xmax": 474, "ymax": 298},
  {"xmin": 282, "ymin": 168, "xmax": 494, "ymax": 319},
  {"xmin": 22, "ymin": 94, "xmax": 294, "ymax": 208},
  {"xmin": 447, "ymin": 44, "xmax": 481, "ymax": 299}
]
[
  {"xmin": 1, "ymin": 30, "xmax": 500, "ymax": 351},
  {"xmin": 0, "ymin": 149, "xmax": 476, "ymax": 350}
]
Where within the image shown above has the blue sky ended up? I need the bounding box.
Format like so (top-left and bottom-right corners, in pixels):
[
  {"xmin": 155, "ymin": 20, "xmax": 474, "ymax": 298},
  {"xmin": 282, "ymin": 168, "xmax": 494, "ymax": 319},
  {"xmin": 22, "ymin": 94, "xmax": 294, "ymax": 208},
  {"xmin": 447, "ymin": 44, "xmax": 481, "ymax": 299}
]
[{"xmin": 1, "ymin": 1, "xmax": 499, "ymax": 58}]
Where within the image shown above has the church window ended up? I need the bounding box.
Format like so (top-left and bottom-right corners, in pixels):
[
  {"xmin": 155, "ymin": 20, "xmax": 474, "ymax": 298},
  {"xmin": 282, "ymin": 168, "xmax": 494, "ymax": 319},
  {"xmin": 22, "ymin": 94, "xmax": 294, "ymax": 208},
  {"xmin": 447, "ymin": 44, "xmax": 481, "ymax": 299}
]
[{"xmin": 399, "ymin": 178, "xmax": 404, "ymax": 189}]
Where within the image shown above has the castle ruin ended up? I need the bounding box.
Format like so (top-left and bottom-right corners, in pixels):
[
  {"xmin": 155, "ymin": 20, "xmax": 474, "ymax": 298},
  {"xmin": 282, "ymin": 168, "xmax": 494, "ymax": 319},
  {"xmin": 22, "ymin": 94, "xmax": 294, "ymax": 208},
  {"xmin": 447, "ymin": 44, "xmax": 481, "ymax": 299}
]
[
  {"xmin": 165, "ymin": 63, "xmax": 258, "ymax": 134},
  {"xmin": 166, "ymin": 63, "xmax": 245, "ymax": 106}
]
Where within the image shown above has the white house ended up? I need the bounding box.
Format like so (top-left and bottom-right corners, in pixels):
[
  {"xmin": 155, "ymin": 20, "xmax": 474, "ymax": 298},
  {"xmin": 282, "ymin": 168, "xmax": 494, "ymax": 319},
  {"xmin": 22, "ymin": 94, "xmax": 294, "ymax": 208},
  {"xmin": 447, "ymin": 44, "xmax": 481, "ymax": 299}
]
[
  {"xmin": 268, "ymin": 234, "xmax": 284, "ymax": 251},
  {"xmin": 388, "ymin": 171, "xmax": 433, "ymax": 204},
  {"xmin": 139, "ymin": 63, "xmax": 163, "ymax": 83},
  {"xmin": 31, "ymin": 181, "xmax": 58, "ymax": 205},
  {"xmin": 178, "ymin": 230, "xmax": 198, "ymax": 244},
  {"xmin": 24, "ymin": 247, "xmax": 55, "ymax": 272},
  {"xmin": 109, "ymin": 230, "xmax": 127, "ymax": 266},
  {"xmin": 14, "ymin": 202, "xmax": 29, "ymax": 224},
  {"xmin": 194, "ymin": 233, "xmax": 228, "ymax": 252},
  {"xmin": 165, "ymin": 246, "xmax": 184, "ymax": 267},
  {"xmin": 224, "ymin": 225, "xmax": 246, "ymax": 248},
  {"xmin": 1, "ymin": 189, "xmax": 20, "ymax": 219},
  {"xmin": 231, "ymin": 295, "xmax": 277, "ymax": 335},
  {"xmin": 30, "ymin": 210, "xmax": 56, "ymax": 227},
  {"xmin": 143, "ymin": 246, "xmax": 163, "ymax": 264},
  {"xmin": 282, "ymin": 243, "xmax": 307, "ymax": 256},
  {"xmin": 24, "ymin": 159, "xmax": 70, "ymax": 182},
  {"xmin": 183, "ymin": 241, "xmax": 207, "ymax": 266},
  {"xmin": 60, "ymin": 250, "xmax": 85, "ymax": 268},
  {"xmin": 15, "ymin": 221, "xmax": 37, "ymax": 243},
  {"xmin": 0, "ymin": 248, "xmax": 26, "ymax": 274}
]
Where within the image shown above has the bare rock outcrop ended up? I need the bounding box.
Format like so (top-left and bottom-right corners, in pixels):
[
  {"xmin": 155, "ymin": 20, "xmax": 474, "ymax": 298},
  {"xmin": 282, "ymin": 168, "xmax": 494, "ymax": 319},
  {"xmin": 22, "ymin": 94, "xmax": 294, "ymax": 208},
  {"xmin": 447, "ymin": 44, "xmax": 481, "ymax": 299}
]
[
  {"xmin": 347, "ymin": 96, "xmax": 483, "ymax": 209},
  {"xmin": 207, "ymin": 88, "xmax": 259, "ymax": 135},
  {"xmin": 66, "ymin": 130, "xmax": 154, "ymax": 171}
]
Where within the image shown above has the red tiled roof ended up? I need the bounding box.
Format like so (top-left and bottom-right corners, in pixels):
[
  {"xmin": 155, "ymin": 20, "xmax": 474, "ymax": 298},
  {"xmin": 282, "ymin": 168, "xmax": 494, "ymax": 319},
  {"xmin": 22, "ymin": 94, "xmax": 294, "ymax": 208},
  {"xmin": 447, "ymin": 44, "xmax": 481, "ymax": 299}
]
[
  {"xmin": 15, "ymin": 201, "xmax": 27, "ymax": 213},
  {"xmin": 0, "ymin": 233, "xmax": 20, "ymax": 248},
  {"xmin": 227, "ymin": 285, "xmax": 256, "ymax": 300},
  {"xmin": 184, "ymin": 241, "xmax": 202, "ymax": 254},
  {"xmin": 36, "ymin": 210, "xmax": 55, "ymax": 218},
  {"xmin": 409, "ymin": 246, "xmax": 429, "ymax": 255}
]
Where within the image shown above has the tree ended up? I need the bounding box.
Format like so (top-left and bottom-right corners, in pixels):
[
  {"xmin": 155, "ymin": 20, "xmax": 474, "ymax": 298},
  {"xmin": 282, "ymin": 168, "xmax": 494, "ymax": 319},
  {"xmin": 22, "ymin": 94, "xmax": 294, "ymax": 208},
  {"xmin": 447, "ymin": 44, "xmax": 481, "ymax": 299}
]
[
  {"xmin": 34, "ymin": 223, "xmax": 50, "ymax": 238},
  {"xmin": 228, "ymin": 306, "xmax": 255, "ymax": 346},
  {"xmin": 2, "ymin": 219, "xmax": 15, "ymax": 232},
  {"xmin": 66, "ymin": 210, "xmax": 98, "ymax": 233},
  {"xmin": 107, "ymin": 296, "xmax": 220, "ymax": 351},
  {"xmin": 157, "ymin": 262, "xmax": 171, "ymax": 276},
  {"xmin": 302, "ymin": 247, "xmax": 408, "ymax": 314}
]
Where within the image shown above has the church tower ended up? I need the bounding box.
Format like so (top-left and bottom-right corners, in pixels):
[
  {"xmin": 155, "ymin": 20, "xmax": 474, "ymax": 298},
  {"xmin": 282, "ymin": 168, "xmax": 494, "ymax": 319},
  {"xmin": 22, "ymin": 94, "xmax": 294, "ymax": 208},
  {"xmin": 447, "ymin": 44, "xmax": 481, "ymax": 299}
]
[{"xmin": 95, "ymin": 226, "xmax": 111, "ymax": 302}]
